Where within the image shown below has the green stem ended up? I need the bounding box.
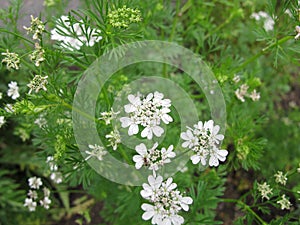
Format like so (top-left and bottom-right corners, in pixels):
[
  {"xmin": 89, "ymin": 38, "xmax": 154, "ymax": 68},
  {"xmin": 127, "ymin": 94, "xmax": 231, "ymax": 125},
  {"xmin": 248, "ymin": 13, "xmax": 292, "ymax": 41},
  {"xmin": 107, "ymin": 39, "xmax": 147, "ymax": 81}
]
[
  {"xmin": 0, "ymin": 28, "xmax": 34, "ymax": 44},
  {"xmin": 221, "ymin": 198, "xmax": 268, "ymax": 225},
  {"xmin": 235, "ymin": 35, "xmax": 294, "ymax": 72}
]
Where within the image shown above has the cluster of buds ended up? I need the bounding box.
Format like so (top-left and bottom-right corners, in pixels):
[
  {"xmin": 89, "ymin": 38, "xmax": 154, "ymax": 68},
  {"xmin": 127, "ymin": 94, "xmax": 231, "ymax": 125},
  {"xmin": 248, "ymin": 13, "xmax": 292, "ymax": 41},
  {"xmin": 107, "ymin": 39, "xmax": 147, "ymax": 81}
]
[{"xmin": 108, "ymin": 5, "xmax": 142, "ymax": 28}]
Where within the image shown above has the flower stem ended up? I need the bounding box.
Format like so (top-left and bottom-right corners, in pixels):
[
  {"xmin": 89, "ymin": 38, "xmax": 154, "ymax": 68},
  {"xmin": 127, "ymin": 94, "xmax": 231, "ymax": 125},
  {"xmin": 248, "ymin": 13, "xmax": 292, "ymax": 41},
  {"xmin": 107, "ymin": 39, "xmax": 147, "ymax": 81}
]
[
  {"xmin": 221, "ymin": 198, "xmax": 268, "ymax": 225},
  {"xmin": 235, "ymin": 35, "xmax": 294, "ymax": 72}
]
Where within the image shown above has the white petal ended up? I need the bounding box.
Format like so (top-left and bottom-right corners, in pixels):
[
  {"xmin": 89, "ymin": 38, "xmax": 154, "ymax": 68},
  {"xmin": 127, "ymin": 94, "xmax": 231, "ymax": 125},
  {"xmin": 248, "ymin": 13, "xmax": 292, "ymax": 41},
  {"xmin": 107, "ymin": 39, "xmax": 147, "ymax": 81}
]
[
  {"xmin": 135, "ymin": 143, "xmax": 147, "ymax": 155},
  {"xmin": 190, "ymin": 155, "xmax": 200, "ymax": 164},
  {"xmin": 120, "ymin": 117, "xmax": 131, "ymax": 128},
  {"xmin": 152, "ymin": 126, "xmax": 164, "ymax": 137},
  {"xmin": 128, "ymin": 124, "xmax": 139, "ymax": 135}
]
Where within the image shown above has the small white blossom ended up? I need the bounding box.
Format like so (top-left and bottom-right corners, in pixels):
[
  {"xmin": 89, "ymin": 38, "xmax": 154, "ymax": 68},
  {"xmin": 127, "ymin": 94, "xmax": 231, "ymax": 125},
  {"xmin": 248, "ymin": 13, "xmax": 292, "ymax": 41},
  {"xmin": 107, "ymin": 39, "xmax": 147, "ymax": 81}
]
[
  {"xmin": 277, "ymin": 194, "xmax": 292, "ymax": 210},
  {"xmin": 4, "ymin": 104, "xmax": 15, "ymax": 113},
  {"xmin": 0, "ymin": 92, "xmax": 2, "ymax": 99},
  {"xmin": 27, "ymin": 190, "xmax": 38, "ymax": 200},
  {"xmin": 1, "ymin": 50, "xmax": 20, "ymax": 70},
  {"xmin": 40, "ymin": 197, "xmax": 51, "ymax": 209},
  {"xmin": 50, "ymin": 172, "xmax": 63, "ymax": 184},
  {"xmin": 120, "ymin": 92, "xmax": 173, "ymax": 139},
  {"xmin": 27, "ymin": 75, "xmax": 48, "ymax": 94},
  {"xmin": 235, "ymin": 84, "xmax": 248, "ymax": 102},
  {"xmin": 0, "ymin": 116, "xmax": 5, "ymax": 128},
  {"xmin": 133, "ymin": 143, "xmax": 176, "ymax": 171},
  {"xmin": 250, "ymin": 11, "xmax": 274, "ymax": 31},
  {"xmin": 30, "ymin": 43, "xmax": 45, "ymax": 66},
  {"xmin": 181, "ymin": 120, "xmax": 228, "ymax": 167},
  {"xmin": 23, "ymin": 15, "xmax": 45, "ymax": 40},
  {"xmin": 7, "ymin": 81, "xmax": 20, "ymax": 100},
  {"xmin": 257, "ymin": 182, "xmax": 273, "ymax": 200},
  {"xmin": 249, "ymin": 89, "xmax": 260, "ymax": 101},
  {"xmin": 295, "ymin": 26, "xmax": 300, "ymax": 40},
  {"xmin": 274, "ymin": 171, "xmax": 287, "ymax": 186},
  {"xmin": 141, "ymin": 174, "xmax": 193, "ymax": 225},
  {"xmin": 46, "ymin": 156, "xmax": 58, "ymax": 171},
  {"xmin": 105, "ymin": 127, "xmax": 121, "ymax": 150},
  {"xmin": 28, "ymin": 177, "xmax": 43, "ymax": 189},
  {"xmin": 233, "ymin": 74, "xmax": 240, "ymax": 83},
  {"xmin": 297, "ymin": 163, "xmax": 300, "ymax": 173},
  {"xmin": 51, "ymin": 15, "xmax": 102, "ymax": 51},
  {"xmin": 99, "ymin": 108, "xmax": 120, "ymax": 125},
  {"xmin": 34, "ymin": 116, "xmax": 47, "ymax": 128},
  {"xmin": 24, "ymin": 198, "xmax": 37, "ymax": 211},
  {"xmin": 85, "ymin": 144, "xmax": 107, "ymax": 161}
]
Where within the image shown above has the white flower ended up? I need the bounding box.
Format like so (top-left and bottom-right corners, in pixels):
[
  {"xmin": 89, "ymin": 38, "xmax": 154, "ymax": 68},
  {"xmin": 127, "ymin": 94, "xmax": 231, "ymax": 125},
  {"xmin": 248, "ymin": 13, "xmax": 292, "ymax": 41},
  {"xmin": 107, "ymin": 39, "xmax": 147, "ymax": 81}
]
[
  {"xmin": 46, "ymin": 156, "xmax": 58, "ymax": 171},
  {"xmin": 51, "ymin": 15, "xmax": 102, "ymax": 51},
  {"xmin": 133, "ymin": 143, "xmax": 176, "ymax": 171},
  {"xmin": 257, "ymin": 182, "xmax": 273, "ymax": 200},
  {"xmin": 250, "ymin": 11, "xmax": 274, "ymax": 31},
  {"xmin": 7, "ymin": 81, "xmax": 20, "ymax": 100},
  {"xmin": 141, "ymin": 174, "xmax": 193, "ymax": 225},
  {"xmin": 40, "ymin": 197, "xmax": 51, "ymax": 209},
  {"xmin": 50, "ymin": 172, "xmax": 63, "ymax": 184},
  {"xmin": 1, "ymin": 50, "xmax": 20, "ymax": 70},
  {"xmin": 297, "ymin": 163, "xmax": 300, "ymax": 173},
  {"xmin": 4, "ymin": 104, "xmax": 14, "ymax": 113},
  {"xmin": 24, "ymin": 198, "xmax": 37, "ymax": 211},
  {"xmin": 0, "ymin": 116, "xmax": 5, "ymax": 128},
  {"xmin": 233, "ymin": 75, "xmax": 240, "ymax": 83},
  {"xmin": 34, "ymin": 116, "xmax": 47, "ymax": 128},
  {"xmin": 0, "ymin": 92, "xmax": 2, "ymax": 99},
  {"xmin": 28, "ymin": 177, "xmax": 43, "ymax": 189},
  {"xmin": 181, "ymin": 120, "xmax": 228, "ymax": 167},
  {"xmin": 120, "ymin": 92, "xmax": 173, "ymax": 139},
  {"xmin": 99, "ymin": 108, "xmax": 120, "ymax": 125},
  {"xmin": 27, "ymin": 190, "xmax": 38, "ymax": 200},
  {"xmin": 23, "ymin": 15, "xmax": 45, "ymax": 40},
  {"xmin": 235, "ymin": 84, "xmax": 248, "ymax": 102},
  {"xmin": 277, "ymin": 194, "xmax": 291, "ymax": 210},
  {"xmin": 274, "ymin": 171, "xmax": 287, "ymax": 186},
  {"xmin": 105, "ymin": 127, "xmax": 121, "ymax": 150},
  {"xmin": 295, "ymin": 26, "xmax": 300, "ymax": 40},
  {"xmin": 27, "ymin": 75, "xmax": 48, "ymax": 94},
  {"xmin": 85, "ymin": 144, "xmax": 107, "ymax": 161},
  {"xmin": 30, "ymin": 43, "xmax": 45, "ymax": 67},
  {"xmin": 249, "ymin": 89, "xmax": 260, "ymax": 101}
]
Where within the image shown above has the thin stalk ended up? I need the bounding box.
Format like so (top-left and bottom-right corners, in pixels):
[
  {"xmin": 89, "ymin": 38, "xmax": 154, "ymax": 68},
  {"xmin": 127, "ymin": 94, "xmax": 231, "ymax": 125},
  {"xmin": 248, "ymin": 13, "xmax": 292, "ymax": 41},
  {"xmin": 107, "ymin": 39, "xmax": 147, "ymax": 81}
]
[
  {"xmin": 221, "ymin": 198, "xmax": 268, "ymax": 225},
  {"xmin": 235, "ymin": 36, "xmax": 294, "ymax": 72}
]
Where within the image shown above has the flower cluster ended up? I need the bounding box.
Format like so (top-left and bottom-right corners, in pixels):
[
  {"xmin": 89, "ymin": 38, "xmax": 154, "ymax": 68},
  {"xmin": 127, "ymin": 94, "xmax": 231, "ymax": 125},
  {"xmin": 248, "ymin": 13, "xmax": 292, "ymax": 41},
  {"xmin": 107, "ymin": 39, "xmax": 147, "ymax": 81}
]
[
  {"xmin": 51, "ymin": 15, "xmax": 102, "ymax": 51},
  {"xmin": 257, "ymin": 182, "xmax": 273, "ymax": 200},
  {"xmin": 98, "ymin": 108, "xmax": 120, "ymax": 125},
  {"xmin": 46, "ymin": 156, "xmax": 63, "ymax": 184},
  {"xmin": 108, "ymin": 6, "xmax": 142, "ymax": 28},
  {"xmin": 141, "ymin": 175, "xmax": 193, "ymax": 225},
  {"xmin": 133, "ymin": 143, "xmax": 176, "ymax": 171},
  {"xmin": 105, "ymin": 127, "xmax": 121, "ymax": 151},
  {"xmin": 27, "ymin": 75, "xmax": 48, "ymax": 94},
  {"xmin": 235, "ymin": 83, "xmax": 260, "ymax": 102},
  {"xmin": 23, "ymin": 15, "xmax": 45, "ymax": 41},
  {"xmin": 7, "ymin": 81, "xmax": 20, "ymax": 100},
  {"xmin": 277, "ymin": 194, "xmax": 292, "ymax": 210},
  {"xmin": 250, "ymin": 11, "xmax": 275, "ymax": 31},
  {"xmin": 181, "ymin": 120, "xmax": 228, "ymax": 167},
  {"xmin": 24, "ymin": 177, "xmax": 51, "ymax": 211},
  {"xmin": 1, "ymin": 50, "xmax": 20, "ymax": 70},
  {"xmin": 274, "ymin": 171, "xmax": 287, "ymax": 186},
  {"xmin": 29, "ymin": 43, "xmax": 45, "ymax": 67},
  {"xmin": 85, "ymin": 144, "xmax": 107, "ymax": 161},
  {"xmin": 120, "ymin": 92, "xmax": 173, "ymax": 140}
]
